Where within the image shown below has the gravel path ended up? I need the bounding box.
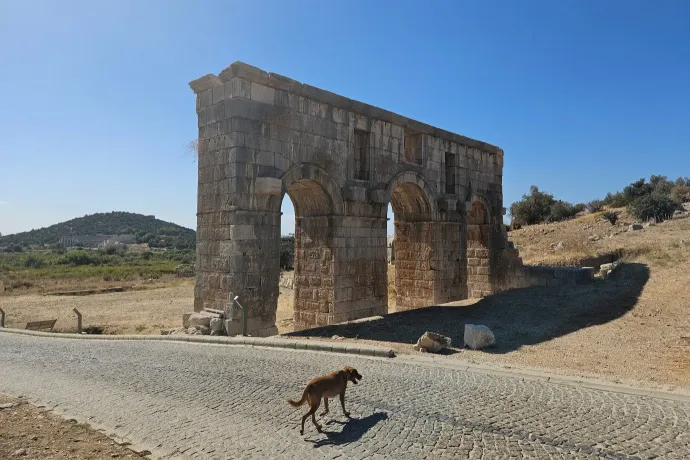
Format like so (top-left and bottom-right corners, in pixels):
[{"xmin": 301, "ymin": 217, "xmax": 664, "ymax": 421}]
[{"xmin": 1, "ymin": 333, "xmax": 689, "ymax": 459}]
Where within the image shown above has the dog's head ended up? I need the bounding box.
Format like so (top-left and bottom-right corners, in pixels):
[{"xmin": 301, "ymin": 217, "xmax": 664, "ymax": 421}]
[{"xmin": 343, "ymin": 366, "xmax": 362, "ymax": 384}]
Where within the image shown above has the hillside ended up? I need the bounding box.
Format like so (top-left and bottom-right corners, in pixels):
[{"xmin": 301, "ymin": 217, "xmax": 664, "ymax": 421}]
[
  {"xmin": 508, "ymin": 204, "xmax": 690, "ymax": 267},
  {"xmin": 0, "ymin": 211, "xmax": 196, "ymax": 250}
]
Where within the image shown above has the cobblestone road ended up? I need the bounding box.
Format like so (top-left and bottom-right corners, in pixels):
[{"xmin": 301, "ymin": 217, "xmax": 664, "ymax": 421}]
[{"xmin": 1, "ymin": 334, "xmax": 689, "ymax": 459}]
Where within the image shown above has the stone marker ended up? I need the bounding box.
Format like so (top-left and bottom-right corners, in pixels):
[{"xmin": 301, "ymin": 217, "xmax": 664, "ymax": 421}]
[
  {"xmin": 464, "ymin": 324, "xmax": 496, "ymax": 350},
  {"xmin": 414, "ymin": 331, "xmax": 452, "ymax": 353}
]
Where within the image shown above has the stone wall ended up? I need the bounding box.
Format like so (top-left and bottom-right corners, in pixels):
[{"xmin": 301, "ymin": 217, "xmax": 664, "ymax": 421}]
[{"xmin": 188, "ymin": 61, "xmax": 550, "ymax": 336}]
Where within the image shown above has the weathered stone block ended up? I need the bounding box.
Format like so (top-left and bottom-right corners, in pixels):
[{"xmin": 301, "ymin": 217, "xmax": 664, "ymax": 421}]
[
  {"xmin": 464, "ymin": 324, "xmax": 495, "ymax": 349},
  {"xmin": 254, "ymin": 177, "xmax": 282, "ymax": 195}
]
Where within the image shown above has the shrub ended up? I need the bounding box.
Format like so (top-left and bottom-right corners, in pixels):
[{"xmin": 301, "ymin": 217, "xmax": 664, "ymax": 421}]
[
  {"xmin": 627, "ymin": 194, "xmax": 677, "ymax": 222},
  {"xmin": 509, "ymin": 186, "xmax": 556, "ymax": 226},
  {"xmin": 4, "ymin": 243, "xmax": 23, "ymax": 253},
  {"xmin": 23, "ymin": 254, "xmax": 45, "ymax": 268},
  {"xmin": 624, "ymin": 178, "xmax": 654, "ymax": 202},
  {"xmin": 586, "ymin": 199, "xmax": 604, "ymax": 213},
  {"xmin": 103, "ymin": 245, "xmax": 117, "ymax": 255},
  {"xmin": 56, "ymin": 250, "xmax": 104, "ymax": 266},
  {"xmin": 603, "ymin": 191, "xmax": 628, "ymax": 208},
  {"xmin": 670, "ymin": 185, "xmax": 690, "ymax": 204},
  {"xmin": 547, "ymin": 200, "xmax": 579, "ymax": 223},
  {"xmin": 572, "ymin": 203, "xmax": 586, "ymax": 214},
  {"xmin": 280, "ymin": 234, "xmax": 295, "ymax": 270},
  {"xmin": 602, "ymin": 211, "xmax": 619, "ymax": 225}
]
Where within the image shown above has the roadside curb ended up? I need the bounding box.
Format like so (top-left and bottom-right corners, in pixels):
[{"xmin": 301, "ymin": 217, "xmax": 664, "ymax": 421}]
[
  {"xmin": 0, "ymin": 327, "xmax": 396, "ymax": 359},
  {"xmin": 393, "ymin": 354, "xmax": 690, "ymax": 403}
]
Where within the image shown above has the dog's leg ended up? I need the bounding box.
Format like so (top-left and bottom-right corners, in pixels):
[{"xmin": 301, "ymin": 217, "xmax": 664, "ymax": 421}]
[
  {"xmin": 308, "ymin": 396, "xmax": 323, "ymax": 433},
  {"xmin": 339, "ymin": 391, "xmax": 350, "ymax": 417},
  {"xmin": 320, "ymin": 398, "xmax": 329, "ymax": 416},
  {"xmin": 300, "ymin": 411, "xmax": 309, "ymax": 435}
]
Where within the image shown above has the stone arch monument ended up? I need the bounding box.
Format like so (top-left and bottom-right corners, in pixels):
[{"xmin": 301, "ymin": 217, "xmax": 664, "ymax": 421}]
[{"xmin": 188, "ymin": 61, "xmax": 544, "ymax": 337}]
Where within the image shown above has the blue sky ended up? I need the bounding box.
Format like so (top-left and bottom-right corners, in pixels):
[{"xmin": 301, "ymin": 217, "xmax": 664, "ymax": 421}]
[{"xmin": 1, "ymin": 0, "xmax": 688, "ymax": 237}]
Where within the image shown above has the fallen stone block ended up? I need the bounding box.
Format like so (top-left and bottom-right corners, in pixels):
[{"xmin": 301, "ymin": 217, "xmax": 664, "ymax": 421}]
[
  {"xmin": 414, "ymin": 331, "xmax": 451, "ymax": 353},
  {"xmin": 187, "ymin": 312, "xmax": 214, "ymax": 328},
  {"xmin": 464, "ymin": 324, "xmax": 495, "ymax": 350},
  {"xmin": 628, "ymin": 224, "xmax": 643, "ymax": 231}
]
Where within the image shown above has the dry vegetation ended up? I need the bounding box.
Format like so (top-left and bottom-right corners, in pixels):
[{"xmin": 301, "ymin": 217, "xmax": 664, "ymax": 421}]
[{"xmin": 508, "ymin": 206, "xmax": 690, "ymax": 267}]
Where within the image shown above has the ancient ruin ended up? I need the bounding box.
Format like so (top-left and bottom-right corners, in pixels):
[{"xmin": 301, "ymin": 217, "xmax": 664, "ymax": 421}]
[{"xmin": 188, "ymin": 61, "xmax": 590, "ymax": 337}]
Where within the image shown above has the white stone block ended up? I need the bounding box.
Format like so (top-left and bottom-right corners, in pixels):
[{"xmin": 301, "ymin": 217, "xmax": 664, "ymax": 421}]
[{"xmin": 464, "ymin": 324, "xmax": 495, "ymax": 350}]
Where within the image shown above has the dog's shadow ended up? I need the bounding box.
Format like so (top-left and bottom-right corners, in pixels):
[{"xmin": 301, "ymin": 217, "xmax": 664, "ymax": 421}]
[{"xmin": 309, "ymin": 411, "xmax": 389, "ymax": 447}]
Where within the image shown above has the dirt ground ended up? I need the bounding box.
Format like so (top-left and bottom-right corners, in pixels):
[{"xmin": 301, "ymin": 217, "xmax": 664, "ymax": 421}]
[
  {"xmin": 1, "ymin": 214, "xmax": 688, "ymax": 390},
  {"xmin": 0, "ymin": 394, "xmax": 144, "ymax": 459},
  {"xmin": 287, "ymin": 262, "xmax": 690, "ymax": 390},
  {"xmin": 0, "ymin": 280, "xmax": 193, "ymax": 335}
]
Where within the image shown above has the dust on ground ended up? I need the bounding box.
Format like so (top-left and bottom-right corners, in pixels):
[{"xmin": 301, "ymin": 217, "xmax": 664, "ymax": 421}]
[{"xmin": 0, "ymin": 394, "xmax": 144, "ymax": 459}]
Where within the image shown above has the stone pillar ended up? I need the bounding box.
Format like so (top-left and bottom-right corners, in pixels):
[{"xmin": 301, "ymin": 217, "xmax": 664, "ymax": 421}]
[
  {"xmin": 393, "ymin": 221, "xmax": 436, "ymax": 310},
  {"xmin": 292, "ymin": 216, "xmax": 335, "ymax": 329},
  {"xmin": 331, "ymin": 216, "xmax": 388, "ymax": 323},
  {"xmin": 196, "ymin": 209, "xmax": 281, "ymax": 337},
  {"xmin": 432, "ymin": 221, "xmax": 466, "ymax": 303}
]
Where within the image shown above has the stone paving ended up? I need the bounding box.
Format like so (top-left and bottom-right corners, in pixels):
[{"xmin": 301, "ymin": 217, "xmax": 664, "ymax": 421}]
[{"xmin": 1, "ymin": 333, "xmax": 689, "ymax": 459}]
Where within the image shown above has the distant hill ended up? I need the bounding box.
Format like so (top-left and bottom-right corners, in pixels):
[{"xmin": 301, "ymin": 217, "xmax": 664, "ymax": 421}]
[{"xmin": 0, "ymin": 212, "xmax": 196, "ymax": 250}]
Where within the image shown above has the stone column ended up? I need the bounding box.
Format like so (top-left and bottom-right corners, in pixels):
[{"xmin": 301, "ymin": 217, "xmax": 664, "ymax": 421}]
[
  {"xmin": 330, "ymin": 215, "xmax": 388, "ymax": 323},
  {"xmin": 292, "ymin": 216, "xmax": 335, "ymax": 329}
]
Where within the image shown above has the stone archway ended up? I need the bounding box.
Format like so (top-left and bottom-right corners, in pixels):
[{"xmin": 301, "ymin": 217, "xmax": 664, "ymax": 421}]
[
  {"xmin": 284, "ymin": 178, "xmax": 335, "ymax": 330},
  {"xmin": 271, "ymin": 164, "xmax": 344, "ymax": 331},
  {"xmin": 466, "ymin": 199, "xmax": 492, "ymax": 298},
  {"xmin": 387, "ymin": 178, "xmax": 435, "ymax": 311}
]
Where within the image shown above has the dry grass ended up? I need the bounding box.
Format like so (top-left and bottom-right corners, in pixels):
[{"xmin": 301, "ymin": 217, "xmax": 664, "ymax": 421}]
[
  {"xmin": 508, "ymin": 206, "xmax": 690, "ymax": 267},
  {"xmin": 0, "ymin": 279, "xmax": 194, "ymax": 335}
]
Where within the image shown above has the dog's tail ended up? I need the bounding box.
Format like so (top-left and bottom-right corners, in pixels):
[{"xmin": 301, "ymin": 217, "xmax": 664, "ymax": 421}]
[{"xmin": 287, "ymin": 387, "xmax": 309, "ymax": 407}]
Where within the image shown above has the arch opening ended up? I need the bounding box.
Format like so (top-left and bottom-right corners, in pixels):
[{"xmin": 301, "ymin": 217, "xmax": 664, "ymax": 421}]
[
  {"xmin": 386, "ymin": 182, "xmax": 435, "ymax": 312},
  {"xmin": 277, "ymin": 178, "xmax": 336, "ymax": 333}
]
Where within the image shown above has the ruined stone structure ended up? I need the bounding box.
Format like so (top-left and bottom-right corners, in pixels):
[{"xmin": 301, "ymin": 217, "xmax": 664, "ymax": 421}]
[{"xmin": 188, "ymin": 61, "xmax": 583, "ymax": 337}]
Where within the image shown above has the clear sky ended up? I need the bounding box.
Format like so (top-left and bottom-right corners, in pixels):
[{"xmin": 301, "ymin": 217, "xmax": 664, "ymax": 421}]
[{"xmin": 1, "ymin": 0, "xmax": 688, "ymax": 237}]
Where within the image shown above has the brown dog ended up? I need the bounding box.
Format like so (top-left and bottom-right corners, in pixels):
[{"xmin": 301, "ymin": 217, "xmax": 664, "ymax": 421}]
[{"xmin": 288, "ymin": 366, "xmax": 363, "ymax": 435}]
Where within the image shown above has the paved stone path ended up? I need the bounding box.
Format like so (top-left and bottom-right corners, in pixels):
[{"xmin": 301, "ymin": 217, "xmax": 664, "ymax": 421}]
[{"xmin": 1, "ymin": 334, "xmax": 689, "ymax": 459}]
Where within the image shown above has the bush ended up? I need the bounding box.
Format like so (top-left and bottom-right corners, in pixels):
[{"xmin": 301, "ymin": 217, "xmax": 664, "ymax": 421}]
[
  {"xmin": 103, "ymin": 245, "xmax": 117, "ymax": 255},
  {"xmin": 56, "ymin": 250, "xmax": 104, "ymax": 266},
  {"xmin": 603, "ymin": 191, "xmax": 628, "ymax": 208},
  {"xmin": 280, "ymin": 234, "xmax": 295, "ymax": 270},
  {"xmin": 624, "ymin": 178, "xmax": 654, "ymax": 202},
  {"xmin": 23, "ymin": 254, "xmax": 45, "ymax": 268},
  {"xmin": 509, "ymin": 186, "xmax": 556, "ymax": 226},
  {"xmin": 670, "ymin": 185, "xmax": 690, "ymax": 204},
  {"xmin": 602, "ymin": 211, "xmax": 619, "ymax": 225},
  {"xmin": 4, "ymin": 243, "xmax": 23, "ymax": 253},
  {"xmin": 627, "ymin": 194, "xmax": 677, "ymax": 222},
  {"xmin": 547, "ymin": 200, "xmax": 579, "ymax": 223},
  {"xmin": 572, "ymin": 203, "xmax": 586, "ymax": 214},
  {"xmin": 586, "ymin": 199, "xmax": 604, "ymax": 213}
]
